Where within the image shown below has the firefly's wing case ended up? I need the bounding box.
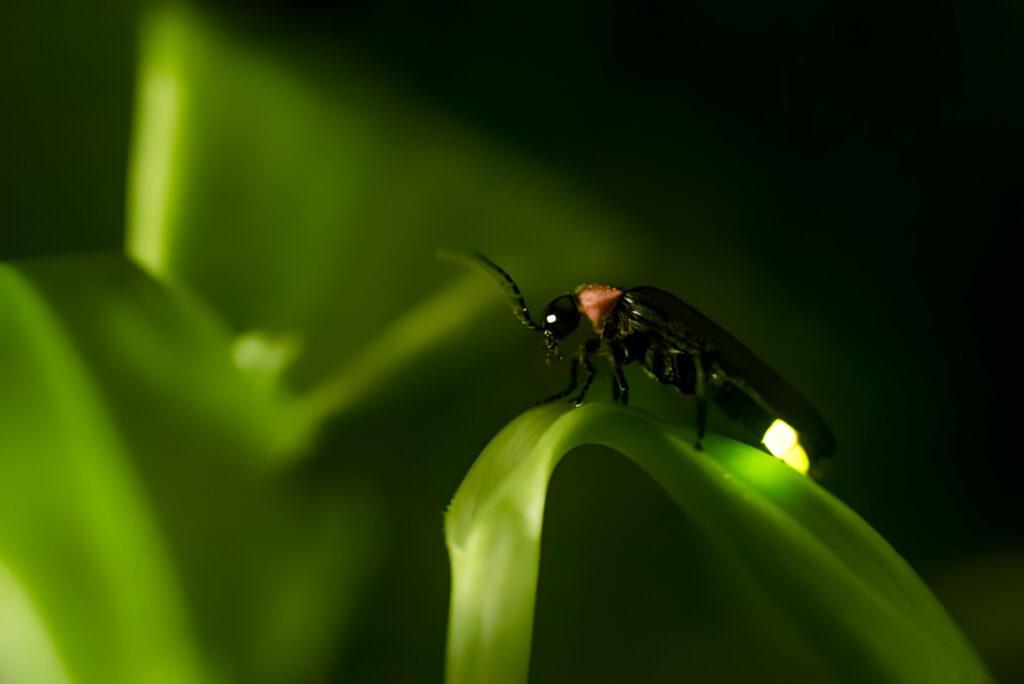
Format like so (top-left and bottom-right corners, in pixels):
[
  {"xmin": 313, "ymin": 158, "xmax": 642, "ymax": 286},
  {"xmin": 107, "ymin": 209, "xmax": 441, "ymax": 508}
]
[{"xmin": 621, "ymin": 287, "xmax": 836, "ymax": 460}]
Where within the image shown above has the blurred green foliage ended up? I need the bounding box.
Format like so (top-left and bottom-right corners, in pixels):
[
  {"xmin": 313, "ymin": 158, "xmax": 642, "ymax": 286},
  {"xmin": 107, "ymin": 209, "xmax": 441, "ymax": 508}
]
[
  {"xmin": 1, "ymin": 254, "xmax": 376, "ymax": 682},
  {"xmin": 1, "ymin": 0, "xmax": 1021, "ymax": 681},
  {"xmin": 126, "ymin": 4, "xmax": 638, "ymax": 394}
]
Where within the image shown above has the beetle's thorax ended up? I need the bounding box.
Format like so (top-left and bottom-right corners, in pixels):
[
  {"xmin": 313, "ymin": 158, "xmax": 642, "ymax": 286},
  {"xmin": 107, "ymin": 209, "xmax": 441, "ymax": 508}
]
[{"xmin": 576, "ymin": 284, "xmax": 623, "ymax": 334}]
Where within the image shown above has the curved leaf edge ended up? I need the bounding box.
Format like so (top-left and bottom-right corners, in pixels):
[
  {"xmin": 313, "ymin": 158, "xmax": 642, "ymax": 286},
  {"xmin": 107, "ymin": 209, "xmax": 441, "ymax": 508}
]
[{"xmin": 444, "ymin": 403, "xmax": 990, "ymax": 684}]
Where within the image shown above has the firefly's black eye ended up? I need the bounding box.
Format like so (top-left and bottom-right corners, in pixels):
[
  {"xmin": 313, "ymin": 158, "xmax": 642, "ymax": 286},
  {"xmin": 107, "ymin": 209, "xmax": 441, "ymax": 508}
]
[{"xmin": 541, "ymin": 295, "xmax": 580, "ymax": 339}]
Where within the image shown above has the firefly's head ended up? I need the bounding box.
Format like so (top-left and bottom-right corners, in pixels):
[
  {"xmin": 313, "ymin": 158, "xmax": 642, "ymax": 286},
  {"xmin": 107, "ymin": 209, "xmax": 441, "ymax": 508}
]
[
  {"xmin": 439, "ymin": 251, "xmax": 620, "ymax": 361},
  {"xmin": 538, "ymin": 294, "xmax": 580, "ymax": 361}
]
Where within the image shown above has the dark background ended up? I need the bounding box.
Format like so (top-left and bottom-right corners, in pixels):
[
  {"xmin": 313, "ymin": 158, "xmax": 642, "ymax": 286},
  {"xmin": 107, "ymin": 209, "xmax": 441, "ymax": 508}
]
[{"xmin": 3, "ymin": 0, "xmax": 1021, "ymax": 680}]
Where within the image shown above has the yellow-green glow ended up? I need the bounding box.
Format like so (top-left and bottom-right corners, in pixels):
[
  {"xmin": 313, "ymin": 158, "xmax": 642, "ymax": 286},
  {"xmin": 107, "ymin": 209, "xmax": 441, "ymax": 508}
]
[
  {"xmin": 762, "ymin": 419, "xmax": 809, "ymax": 474},
  {"xmin": 763, "ymin": 419, "xmax": 798, "ymax": 456},
  {"xmin": 778, "ymin": 443, "xmax": 810, "ymax": 474}
]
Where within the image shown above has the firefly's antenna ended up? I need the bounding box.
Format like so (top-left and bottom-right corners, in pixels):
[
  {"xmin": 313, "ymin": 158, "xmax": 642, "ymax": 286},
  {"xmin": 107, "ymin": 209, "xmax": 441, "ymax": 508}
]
[{"xmin": 438, "ymin": 250, "xmax": 543, "ymax": 331}]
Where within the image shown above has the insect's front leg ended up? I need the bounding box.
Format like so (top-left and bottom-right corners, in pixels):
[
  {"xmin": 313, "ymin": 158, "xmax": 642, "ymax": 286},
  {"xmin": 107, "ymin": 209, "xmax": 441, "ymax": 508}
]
[
  {"xmin": 611, "ymin": 365, "xmax": 630, "ymax": 405},
  {"xmin": 536, "ymin": 356, "xmax": 579, "ymax": 405},
  {"xmin": 568, "ymin": 338, "xmax": 600, "ymax": 406}
]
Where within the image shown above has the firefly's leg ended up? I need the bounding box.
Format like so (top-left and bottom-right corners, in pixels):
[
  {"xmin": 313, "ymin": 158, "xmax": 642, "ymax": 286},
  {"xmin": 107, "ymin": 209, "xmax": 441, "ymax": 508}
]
[
  {"xmin": 570, "ymin": 354, "xmax": 597, "ymax": 406},
  {"xmin": 608, "ymin": 340, "xmax": 630, "ymax": 405},
  {"xmin": 612, "ymin": 363, "xmax": 629, "ymax": 405},
  {"xmin": 692, "ymin": 354, "xmax": 708, "ymax": 449},
  {"xmin": 537, "ymin": 357, "xmax": 579, "ymax": 405},
  {"xmin": 569, "ymin": 339, "xmax": 599, "ymax": 406}
]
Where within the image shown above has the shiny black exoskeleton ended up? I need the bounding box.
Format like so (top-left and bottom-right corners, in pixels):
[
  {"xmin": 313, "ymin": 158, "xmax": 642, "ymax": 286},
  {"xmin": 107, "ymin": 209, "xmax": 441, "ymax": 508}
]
[{"xmin": 451, "ymin": 251, "xmax": 836, "ymax": 465}]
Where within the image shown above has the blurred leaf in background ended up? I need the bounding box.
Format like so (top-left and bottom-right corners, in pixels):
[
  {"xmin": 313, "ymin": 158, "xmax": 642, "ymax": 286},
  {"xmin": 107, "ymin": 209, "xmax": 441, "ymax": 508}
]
[
  {"xmin": 1, "ymin": 253, "xmax": 378, "ymax": 682},
  {"xmin": 0, "ymin": 259, "xmax": 210, "ymax": 684},
  {"xmin": 126, "ymin": 4, "xmax": 640, "ymax": 391}
]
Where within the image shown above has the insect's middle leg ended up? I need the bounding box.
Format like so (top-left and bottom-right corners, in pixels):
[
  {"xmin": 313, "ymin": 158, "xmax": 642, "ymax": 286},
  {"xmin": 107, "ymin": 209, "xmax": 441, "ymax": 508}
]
[
  {"xmin": 611, "ymin": 363, "xmax": 629, "ymax": 405},
  {"xmin": 609, "ymin": 341, "xmax": 630, "ymax": 405},
  {"xmin": 672, "ymin": 351, "xmax": 708, "ymax": 449}
]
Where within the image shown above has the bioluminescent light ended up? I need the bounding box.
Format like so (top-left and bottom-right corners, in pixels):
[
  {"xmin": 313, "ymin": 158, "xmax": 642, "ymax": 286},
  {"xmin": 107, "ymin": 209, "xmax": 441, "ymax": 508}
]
[
  {"xmin": 763, "ymin": 419, "xmax": 798, "ymax": 455},
  {"xmin": 762, "ymin": 419, "xmax": 810, "ymax": 474}
]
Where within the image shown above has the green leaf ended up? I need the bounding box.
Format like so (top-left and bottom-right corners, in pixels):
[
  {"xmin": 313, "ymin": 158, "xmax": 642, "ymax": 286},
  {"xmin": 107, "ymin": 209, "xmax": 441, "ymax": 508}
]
[
  {"xmin": 0, "ymin": 560, "xmax": 71, "ymax": 684},
  {"xmin": 1, "ymin": 253, "xmax": 381, "ymax": 682},
  {"xmin": 0, "ymin": 260, "xmax": 209, "ymax": 684},
  {"xmin": 445, "ymin": 403, "xmax": 991, "ymax": 684}
]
